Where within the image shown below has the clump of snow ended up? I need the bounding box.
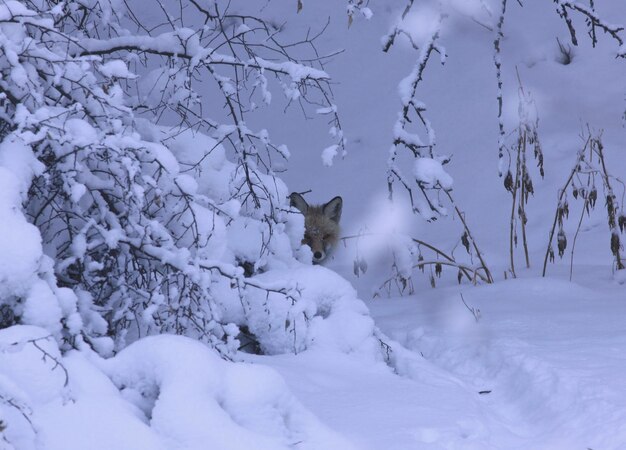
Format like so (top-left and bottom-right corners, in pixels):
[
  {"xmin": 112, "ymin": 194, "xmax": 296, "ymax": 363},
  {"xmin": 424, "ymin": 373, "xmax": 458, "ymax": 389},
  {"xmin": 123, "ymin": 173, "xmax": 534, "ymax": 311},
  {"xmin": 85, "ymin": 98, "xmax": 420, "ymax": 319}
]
[
  {"xmin": 21, "ymin": 281, "xmax": 63, "ymax": 337},
  {"xmin": 226, "ymin": 217, "xmax": 266, "ymax": 264},
  {"xmin": 62, "ymin": 119, "xmax": 99, "ymax": 147},
  {"xmin": 321, "ymin": 144, "xmax": 339, "ymax": 166},
  {"xmin": 164, "ymin": 129, "xmax": 232, "ymax": 202},
  {"xmin": 413, "ymin": 157, "xmax": 453, "ymax": 189},
  {"xmin": 0, "ymin": 1, "xmax": 36, "ymax": 21},
  {"xmin": 97, "ymin": 60, "xmax": 135, "ymax": 78},
  {"xmin": 398, "ymin": 5, "xmax": 441, "ymax": 47},
  {"xmin": 0, "ymin": 136, "xmax": 44, "ymax": 197},
  {"xmin": 174, "ymin": 174, "xmax": 198, "ymax": 195}
]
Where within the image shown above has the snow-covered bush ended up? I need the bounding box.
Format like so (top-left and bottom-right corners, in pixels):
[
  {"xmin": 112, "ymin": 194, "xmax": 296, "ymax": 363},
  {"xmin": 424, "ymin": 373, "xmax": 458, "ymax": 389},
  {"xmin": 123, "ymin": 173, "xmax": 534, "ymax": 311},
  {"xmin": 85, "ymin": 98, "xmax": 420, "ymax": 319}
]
[{"xmin": 0, "ymin": 0, "xmax": 364, "ymax": 357}]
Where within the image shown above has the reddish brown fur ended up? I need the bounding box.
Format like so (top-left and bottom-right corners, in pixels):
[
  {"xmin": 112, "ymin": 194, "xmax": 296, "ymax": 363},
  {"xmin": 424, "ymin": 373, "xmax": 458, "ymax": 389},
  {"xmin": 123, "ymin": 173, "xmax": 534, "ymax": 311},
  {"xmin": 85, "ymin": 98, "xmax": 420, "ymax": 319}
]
[
  {"xmin": 302, "ymin": 205, "xmax": 340, "ymax": 257},
  {"xmin": 290, "ymin": 193, "xmax": 342, "ymax": 263}
]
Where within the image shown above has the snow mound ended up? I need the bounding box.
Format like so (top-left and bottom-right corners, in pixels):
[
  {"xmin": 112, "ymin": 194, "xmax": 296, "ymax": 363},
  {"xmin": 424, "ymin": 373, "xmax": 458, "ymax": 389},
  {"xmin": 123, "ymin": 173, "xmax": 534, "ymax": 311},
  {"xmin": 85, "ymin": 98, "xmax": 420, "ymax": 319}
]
[
  {"xmin": 0, "ymin": 327, "xmax": 355, "ymax": 450},
  {"xmin": 245, "ymin": 265, "xmax": 379, "ymax": 357},
  {"xmin": 100, "ymin": 335, "xmax": 355, "ymax": 450}
]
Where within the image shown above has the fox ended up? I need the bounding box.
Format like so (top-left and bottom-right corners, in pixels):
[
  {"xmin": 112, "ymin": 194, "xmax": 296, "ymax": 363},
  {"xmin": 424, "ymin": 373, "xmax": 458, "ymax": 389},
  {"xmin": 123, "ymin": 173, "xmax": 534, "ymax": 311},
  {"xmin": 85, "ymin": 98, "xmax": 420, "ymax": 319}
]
[{"xmin": 289, "ymin": 192, "xmax": 343, "ymax": 264}]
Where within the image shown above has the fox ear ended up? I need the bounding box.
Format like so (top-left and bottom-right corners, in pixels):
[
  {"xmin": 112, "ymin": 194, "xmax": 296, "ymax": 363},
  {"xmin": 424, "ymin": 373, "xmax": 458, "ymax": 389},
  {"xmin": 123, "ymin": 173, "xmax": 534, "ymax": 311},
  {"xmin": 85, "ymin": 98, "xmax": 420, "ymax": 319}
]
[
  {"xmin": 289, "ymin": 192, "xmax": 309, "ymax": 214},
  {"xmin": 323, "ymin": 196, "xmax": 342, "ymax": 223}
]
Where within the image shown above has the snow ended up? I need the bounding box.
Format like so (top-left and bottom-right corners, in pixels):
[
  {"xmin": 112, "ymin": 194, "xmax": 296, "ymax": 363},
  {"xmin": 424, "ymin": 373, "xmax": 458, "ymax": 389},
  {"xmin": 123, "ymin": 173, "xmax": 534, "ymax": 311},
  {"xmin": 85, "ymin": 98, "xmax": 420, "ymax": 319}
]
[
  {"xmin": 63, "ymin": 119, "xmax": 99, "ymax": 147},
  {"xmin": 98, "ymin": 60, "xmax": 135, "ymax": 79},
  {"xmin": 0, "ymin": 1, "xmax": 35, "ymax": 20},
  {"xmin": 321, "ymin": 144, "xmax": 339, "ymax": 166},
  {"xmin": 0, "ymin": 171, "xmax": 42, "ymax": 301},
  {"xmin": 21, "ymin": 281, "xmax": 63, "ymax": 337},
  {"xmin": 413, "ymin": 157, "xmax": 453, "ymax": 189},
  {"xmin": 1, "ymin": 0, "xmax": 626, "ymax": 449},
  {"xmin": 0, "ymin": 328, "xmax": 354, "ymax": 450}
]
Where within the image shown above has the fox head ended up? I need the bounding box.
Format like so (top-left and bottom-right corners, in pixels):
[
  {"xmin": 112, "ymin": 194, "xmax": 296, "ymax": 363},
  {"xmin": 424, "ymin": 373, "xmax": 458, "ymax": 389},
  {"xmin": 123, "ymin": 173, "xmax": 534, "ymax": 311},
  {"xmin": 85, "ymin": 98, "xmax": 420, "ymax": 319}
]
[{"xmin": 290, "ymin": 193, "xmax": 342, "ymax": 264}]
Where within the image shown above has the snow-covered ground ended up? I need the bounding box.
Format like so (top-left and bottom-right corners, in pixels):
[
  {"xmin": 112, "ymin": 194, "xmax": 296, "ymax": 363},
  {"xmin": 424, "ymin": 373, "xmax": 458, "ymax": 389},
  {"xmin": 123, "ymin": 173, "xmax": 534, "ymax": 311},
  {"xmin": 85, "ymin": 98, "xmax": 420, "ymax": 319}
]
[
  {"xmin": 258, "ymin": 275, "xmax": 626, "ymax": 449},
  {"xmin": 1, "ymin": 0, "xmax": 626, "ymax": 449}
]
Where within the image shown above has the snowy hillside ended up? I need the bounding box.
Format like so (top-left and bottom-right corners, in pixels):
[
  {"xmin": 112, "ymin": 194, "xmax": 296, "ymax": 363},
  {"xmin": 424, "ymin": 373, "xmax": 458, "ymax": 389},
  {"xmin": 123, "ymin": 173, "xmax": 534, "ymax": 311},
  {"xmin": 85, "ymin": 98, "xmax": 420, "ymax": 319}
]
[{"xmin": 1, "ymin": 0, "xmax": 625, "ymax": 449}]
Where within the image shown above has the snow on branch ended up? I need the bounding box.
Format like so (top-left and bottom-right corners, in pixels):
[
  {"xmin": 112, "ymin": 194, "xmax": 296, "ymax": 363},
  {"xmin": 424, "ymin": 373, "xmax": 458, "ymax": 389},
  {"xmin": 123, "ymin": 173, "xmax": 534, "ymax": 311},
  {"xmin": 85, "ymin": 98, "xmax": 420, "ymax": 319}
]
[
  {"xmin": 385, "ymin": 8, "xmax": 449, "ymax": 220},
  {"xmin": 77, "ymin": 36, "xmax": 331, "ymax": 82},
  {"xmin": 554, "ymin": 0, "xmax": 625, "ymax": 57},
  {"xmin": 493, "ymin": 0, "xmax": 509, "ymax": 176},
  {"xmin": 369, "ymin": 1, "xmax": 494, "ymax": 292},
  {"xmin": 347, "ymin": 0, "xmax": 373, "ymax": 27}
]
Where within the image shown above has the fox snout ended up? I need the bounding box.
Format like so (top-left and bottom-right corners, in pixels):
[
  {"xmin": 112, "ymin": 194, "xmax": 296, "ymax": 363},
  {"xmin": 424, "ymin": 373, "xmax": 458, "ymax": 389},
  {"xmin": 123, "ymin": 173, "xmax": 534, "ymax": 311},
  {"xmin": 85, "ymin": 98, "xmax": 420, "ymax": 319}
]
[{"xmin": 289, "ymin": 193, "xmax": 342, "ymax": 264}]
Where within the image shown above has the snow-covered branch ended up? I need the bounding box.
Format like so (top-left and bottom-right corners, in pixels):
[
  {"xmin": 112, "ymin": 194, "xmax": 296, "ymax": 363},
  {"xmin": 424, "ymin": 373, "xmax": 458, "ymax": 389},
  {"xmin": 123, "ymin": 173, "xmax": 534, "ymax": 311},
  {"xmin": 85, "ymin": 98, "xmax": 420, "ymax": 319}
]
[
  {"xmin": 554, "ymin": 0, "xmax": 625, "ymax": 56},
  {"xmin": 386, "ymin": 8, "xmax": 448, "ymax": 220}
]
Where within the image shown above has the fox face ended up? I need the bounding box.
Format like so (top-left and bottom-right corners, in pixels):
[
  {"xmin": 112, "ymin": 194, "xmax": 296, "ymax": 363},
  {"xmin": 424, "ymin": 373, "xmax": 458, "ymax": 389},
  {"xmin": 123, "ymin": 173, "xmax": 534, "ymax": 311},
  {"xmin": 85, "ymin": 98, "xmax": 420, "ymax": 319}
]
[{"xmin": 290, "ymin": 193, "xmax": 342, "ymax": 264}]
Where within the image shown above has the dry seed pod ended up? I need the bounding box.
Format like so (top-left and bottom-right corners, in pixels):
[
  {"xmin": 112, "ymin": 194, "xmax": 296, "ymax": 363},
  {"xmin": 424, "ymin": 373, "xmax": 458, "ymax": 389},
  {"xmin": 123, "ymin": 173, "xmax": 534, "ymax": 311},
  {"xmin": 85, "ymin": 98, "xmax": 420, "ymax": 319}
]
[
  {"xmin": 606, "ymin": 195, "xmax": 615, "ymax": 216},
  {"xmin": 461, "ymin": 232, "xmax": 470, "ymax": 253},
  {"xmin": 588, "ymin": 188, "xmax": 597, "ymax": 207},
  {"xmin": 534, "ymin": 140, "xmax": 544, "ymax": 178},
  {"xmin": 611, "ymin": 233, "xmax": 620, "ymax": 256},
  {"xmin": 557, "ymin": 206, "xmax": 565, "ymax": 226},
  {"xmin": 557, "ymin": 229, "xmax": 567, "ymax": 257},
  {"xmin": 435, "ymin": 263, "xmax": 442, "ymax": 277},
  {"xmin": 504, "ymin": 171, "xmax": 514, "ymax": 192},
  {"xmin": 418, "ymin": 254, "xmax": 425, "ymax": 272},
  {"xmin": 619, "ymin": 214, "xmax": 626, "ymax": 233}
]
